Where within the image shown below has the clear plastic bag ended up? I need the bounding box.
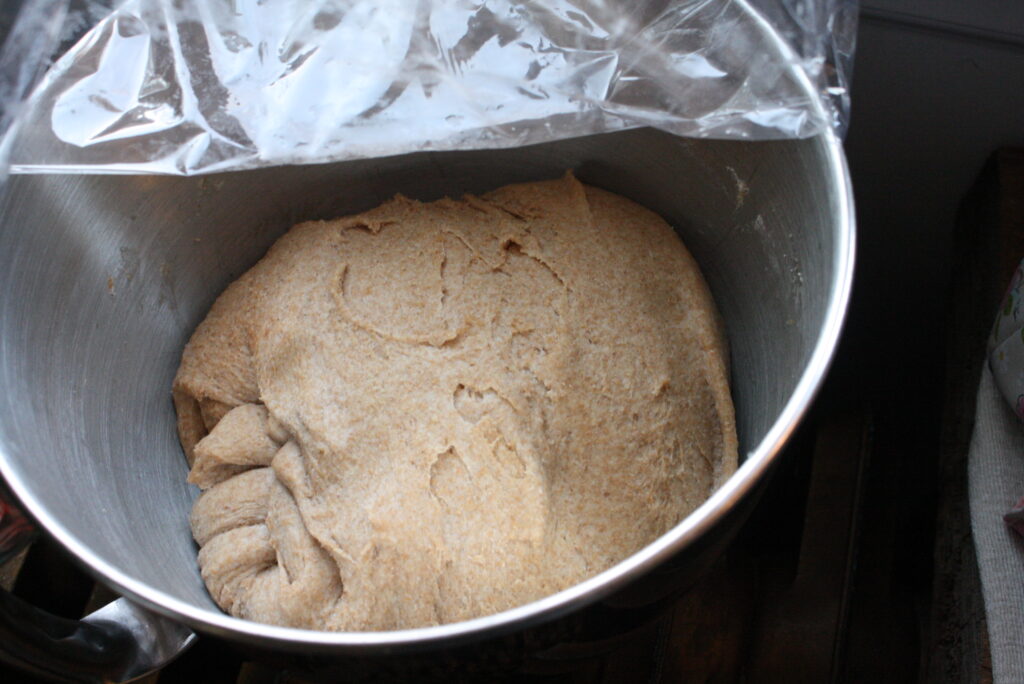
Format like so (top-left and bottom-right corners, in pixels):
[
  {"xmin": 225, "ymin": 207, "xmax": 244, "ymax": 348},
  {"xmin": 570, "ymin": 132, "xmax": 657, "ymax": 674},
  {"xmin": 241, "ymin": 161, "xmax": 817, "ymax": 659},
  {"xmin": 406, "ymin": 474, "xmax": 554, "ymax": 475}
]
[{"xmin": 2, "ymin": 0, "xmax": 857, "ymax": 176}]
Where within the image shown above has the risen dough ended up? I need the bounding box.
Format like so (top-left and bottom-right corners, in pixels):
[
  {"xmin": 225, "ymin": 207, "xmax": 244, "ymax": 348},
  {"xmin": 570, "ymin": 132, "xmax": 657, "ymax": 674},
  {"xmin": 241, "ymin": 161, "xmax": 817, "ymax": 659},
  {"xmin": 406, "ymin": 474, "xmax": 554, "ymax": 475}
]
[{"xmin": 173, "ymin": 174, "xmax": 737, "ymax": 631}]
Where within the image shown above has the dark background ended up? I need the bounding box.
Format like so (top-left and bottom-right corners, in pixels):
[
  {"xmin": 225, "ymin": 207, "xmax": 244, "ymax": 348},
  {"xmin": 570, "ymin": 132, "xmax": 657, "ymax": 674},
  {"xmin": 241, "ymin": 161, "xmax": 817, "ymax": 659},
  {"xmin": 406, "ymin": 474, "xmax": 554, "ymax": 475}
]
[{"xmin": 805, "ymin": 1, "xmax": 1024, "ymax": 679}]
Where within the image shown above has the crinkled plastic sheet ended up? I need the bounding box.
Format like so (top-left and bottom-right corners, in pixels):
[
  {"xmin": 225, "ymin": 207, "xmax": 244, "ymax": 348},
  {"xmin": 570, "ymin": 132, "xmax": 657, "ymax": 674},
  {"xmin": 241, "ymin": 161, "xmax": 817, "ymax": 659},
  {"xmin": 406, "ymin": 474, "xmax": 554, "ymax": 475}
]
[{"xmin": 3, "ymin": 0, "xmax": 857, "ymax": 176}]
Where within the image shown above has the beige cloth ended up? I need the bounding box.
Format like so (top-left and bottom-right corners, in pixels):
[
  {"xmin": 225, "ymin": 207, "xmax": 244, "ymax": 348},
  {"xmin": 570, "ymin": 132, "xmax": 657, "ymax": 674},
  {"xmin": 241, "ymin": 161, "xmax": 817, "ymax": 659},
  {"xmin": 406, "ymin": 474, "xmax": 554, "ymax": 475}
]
[
  {"xmin": 969, "ymin": 366, "xmax": 1024, "ymax": 681},
  {"xmin": 172, "ymin": 174, "xmax": 737, "ymax": 631}
]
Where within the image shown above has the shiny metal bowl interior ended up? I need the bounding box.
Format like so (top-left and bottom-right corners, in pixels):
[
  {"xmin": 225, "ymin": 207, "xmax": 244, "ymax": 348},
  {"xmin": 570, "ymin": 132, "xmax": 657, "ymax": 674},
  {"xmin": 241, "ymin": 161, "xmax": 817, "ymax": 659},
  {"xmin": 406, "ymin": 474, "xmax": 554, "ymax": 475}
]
[{"xmin": 0, "ymin": 127, "xmax": 853, "ymax": 651}]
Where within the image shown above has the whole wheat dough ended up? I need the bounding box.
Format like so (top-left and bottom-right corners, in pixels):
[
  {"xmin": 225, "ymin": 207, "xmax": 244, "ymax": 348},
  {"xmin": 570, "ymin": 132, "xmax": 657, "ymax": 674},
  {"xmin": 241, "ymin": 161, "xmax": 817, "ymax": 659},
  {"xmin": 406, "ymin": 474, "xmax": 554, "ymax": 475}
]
[{"xmin": 172, "ymin": 174, "xmax": 737, "ymax": 631}]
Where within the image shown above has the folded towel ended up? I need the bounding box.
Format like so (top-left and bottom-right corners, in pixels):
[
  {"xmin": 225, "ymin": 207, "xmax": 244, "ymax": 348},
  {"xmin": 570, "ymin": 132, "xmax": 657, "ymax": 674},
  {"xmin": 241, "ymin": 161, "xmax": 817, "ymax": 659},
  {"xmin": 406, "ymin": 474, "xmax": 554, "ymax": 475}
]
[
  {"xmin": 971, "ymin": 258, "xmax": 1024, "ymax": 681},
  {"xmin": 989, "ymin": 258, "xmax": 1024, "ymax": 422},
  {"xmin": 968, "ymin": 367, "xmax": 1024, "ymax": 682}
]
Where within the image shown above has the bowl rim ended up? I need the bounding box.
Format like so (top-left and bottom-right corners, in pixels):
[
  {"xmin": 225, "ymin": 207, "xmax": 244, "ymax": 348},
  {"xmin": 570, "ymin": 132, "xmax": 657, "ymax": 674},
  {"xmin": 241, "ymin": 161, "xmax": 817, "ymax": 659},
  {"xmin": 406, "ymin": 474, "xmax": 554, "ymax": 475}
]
[{"xmin": 0, "ymin": 124, "xmax": 855, "ymax": 653}]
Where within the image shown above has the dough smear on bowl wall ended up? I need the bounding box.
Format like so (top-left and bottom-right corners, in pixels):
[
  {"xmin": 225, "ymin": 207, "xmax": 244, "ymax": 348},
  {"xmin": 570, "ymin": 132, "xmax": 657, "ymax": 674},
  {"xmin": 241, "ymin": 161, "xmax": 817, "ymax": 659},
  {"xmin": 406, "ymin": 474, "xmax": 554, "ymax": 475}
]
[{"xmin": 171, "ymin": 172, "xmax": 738, "ymax": 631}]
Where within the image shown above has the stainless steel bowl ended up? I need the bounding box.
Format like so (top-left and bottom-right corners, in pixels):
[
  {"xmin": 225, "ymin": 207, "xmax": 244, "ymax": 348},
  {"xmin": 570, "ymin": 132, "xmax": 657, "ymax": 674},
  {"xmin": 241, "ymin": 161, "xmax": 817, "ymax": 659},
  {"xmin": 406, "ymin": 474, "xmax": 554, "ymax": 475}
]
[{"xmin": 0, "ymin": 125, "xmax": 853, "ymax": 673}]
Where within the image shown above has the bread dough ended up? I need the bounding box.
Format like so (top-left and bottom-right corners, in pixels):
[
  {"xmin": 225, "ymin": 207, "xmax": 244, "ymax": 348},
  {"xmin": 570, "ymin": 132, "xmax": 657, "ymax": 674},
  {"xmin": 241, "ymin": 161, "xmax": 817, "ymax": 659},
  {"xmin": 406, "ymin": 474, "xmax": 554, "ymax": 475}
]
[{"xmin": 172, "ymin": 174, "xmax": 737, "ymax": 631}]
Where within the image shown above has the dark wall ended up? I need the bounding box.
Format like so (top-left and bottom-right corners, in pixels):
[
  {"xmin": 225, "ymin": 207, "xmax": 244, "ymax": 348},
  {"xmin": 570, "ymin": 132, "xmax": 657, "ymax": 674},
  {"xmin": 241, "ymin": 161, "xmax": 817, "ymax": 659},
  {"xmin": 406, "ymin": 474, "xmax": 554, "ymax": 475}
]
[{"xmin": 839, "ymin": 2, "xmax": 1024, "ymax": 406}]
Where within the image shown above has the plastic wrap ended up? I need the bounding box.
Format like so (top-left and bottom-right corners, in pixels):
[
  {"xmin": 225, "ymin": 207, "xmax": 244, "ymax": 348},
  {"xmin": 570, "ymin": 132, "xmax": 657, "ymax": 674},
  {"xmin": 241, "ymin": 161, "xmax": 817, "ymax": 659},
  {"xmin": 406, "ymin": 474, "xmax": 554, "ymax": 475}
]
[
  {"xmin": 0, "ymin": 0, "xmax": 78, "ymax": 174},
  {"xmin": 3, "ymin": 0, "xmax": 857, "ymax": 176}
]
